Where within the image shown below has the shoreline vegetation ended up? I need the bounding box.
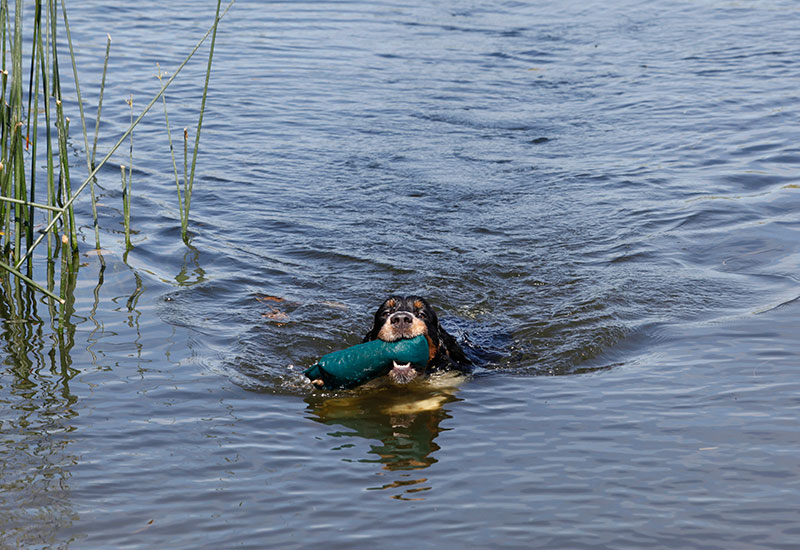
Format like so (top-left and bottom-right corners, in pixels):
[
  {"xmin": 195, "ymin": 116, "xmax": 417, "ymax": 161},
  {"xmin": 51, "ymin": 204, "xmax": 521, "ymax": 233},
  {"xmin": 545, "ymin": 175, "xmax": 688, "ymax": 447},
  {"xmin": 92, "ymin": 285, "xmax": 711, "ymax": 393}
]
[{"xmin": 0, "ymin": 0, "xmax": 232, "ymax": 319}]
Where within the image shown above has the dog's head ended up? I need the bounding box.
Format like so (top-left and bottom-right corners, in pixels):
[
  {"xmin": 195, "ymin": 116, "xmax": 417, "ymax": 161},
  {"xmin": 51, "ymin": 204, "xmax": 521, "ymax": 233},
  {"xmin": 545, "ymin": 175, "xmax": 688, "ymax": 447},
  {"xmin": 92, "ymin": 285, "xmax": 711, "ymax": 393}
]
[{"xmin": 364, "ymin": 295, "xmax": 467, "ymax": 384}]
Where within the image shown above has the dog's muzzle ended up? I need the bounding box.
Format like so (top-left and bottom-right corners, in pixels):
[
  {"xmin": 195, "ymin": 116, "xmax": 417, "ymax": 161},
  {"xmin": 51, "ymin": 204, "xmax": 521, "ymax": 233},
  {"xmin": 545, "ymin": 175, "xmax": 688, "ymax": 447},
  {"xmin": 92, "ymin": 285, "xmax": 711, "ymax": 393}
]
[{"xmin": 378, "ymin": 312, "xmax": 425, "ymax": 342}]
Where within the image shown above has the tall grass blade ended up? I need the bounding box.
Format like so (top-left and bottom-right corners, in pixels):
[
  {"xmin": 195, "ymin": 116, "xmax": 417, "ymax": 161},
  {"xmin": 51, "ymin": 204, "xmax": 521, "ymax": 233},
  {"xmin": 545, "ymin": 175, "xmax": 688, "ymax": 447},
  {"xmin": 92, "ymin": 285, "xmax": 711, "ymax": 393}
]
[
  {"xmin": 0, "ymin": 70, "xmax": 7, "ymax": 235},
  {"xmin": 183, "ymin": 0, "xmax": 223, "ymax": 241},
  {"xmin": 10, "ymin": 0, "xmax": 24, "ymax": 264},
  {"xmin": 91, "ymin": 34, "xmax": 111, "ymax": 168},
  {"xmin": 120, "ymin": 165, "xmax": 129, "ymax": 249},
  {"xmin": 124, "ymin": 95, "xmax": 133, "ymax": 248},
  {"xmin": 37, "ymin": 2, "xmax": 56, "ymax": 260},
  {"xmin": 48, "ymin": 0, "xmax": 59, "ymax": 98},
  {"xmin": 55, "ymin": 100, "xmax": 77, "ymax": 252},
  {"xmin": 58, "ymin": 233, "xmax": 67, "ymax": 323},
  {"xmin": 24, "ymin": 0, "xmax": 41, "ymax": 153},
  {"xmin": 25, "ymin": 0, "xmax": 43, "ymax": 273},
  {"xmin": 60, "ymin": 0, "xmax": 100, "ymax": 249},
  {"xmin": 182, "ymin": 127, "xmax": 188, "ymax": 235},
  {"xmin": 0, "ymin": 0, "xmax": 5, "ymax": 240},
  {"xmin": 0, "ymin": 195, "xmax": 61, "ymax": 212},
  {"xmin": 158, "ymin": 65, "xmax": 184, "ymax": 226},
  {"xmin": 1, "ymin": 0, "xmax": 7, "ymax": 73},
  {"xmin": 11, "ymin": 122, "xmax": 24, "ymax": 264}
]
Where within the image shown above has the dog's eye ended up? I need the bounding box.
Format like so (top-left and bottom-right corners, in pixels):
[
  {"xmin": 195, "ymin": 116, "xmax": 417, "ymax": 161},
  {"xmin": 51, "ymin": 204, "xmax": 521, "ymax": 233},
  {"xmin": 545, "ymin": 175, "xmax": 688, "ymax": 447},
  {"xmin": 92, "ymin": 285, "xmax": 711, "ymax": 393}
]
[{"xmin": 417, "ymin": 310, "xmax": 427, "ymax": 319}]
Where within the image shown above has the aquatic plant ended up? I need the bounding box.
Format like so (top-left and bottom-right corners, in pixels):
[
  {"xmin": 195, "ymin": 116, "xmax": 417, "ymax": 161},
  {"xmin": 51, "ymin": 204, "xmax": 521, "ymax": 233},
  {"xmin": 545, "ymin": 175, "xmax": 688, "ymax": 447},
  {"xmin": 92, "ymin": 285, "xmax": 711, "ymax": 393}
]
[
  {"xmin": 0, "ymin": 0, "xmax": 232, "ymax": 310},
  {"xmin": 160, "ymin": 0, "xmax": 223, "ymax": 242}
]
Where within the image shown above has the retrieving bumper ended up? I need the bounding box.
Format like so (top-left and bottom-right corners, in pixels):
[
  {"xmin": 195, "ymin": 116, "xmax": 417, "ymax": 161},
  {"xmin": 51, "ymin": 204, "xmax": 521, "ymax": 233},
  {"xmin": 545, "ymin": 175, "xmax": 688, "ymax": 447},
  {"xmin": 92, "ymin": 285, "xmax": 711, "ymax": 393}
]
[{"xmin": 304, "ymin": 335, "xmax": 429, "ymax": 390}]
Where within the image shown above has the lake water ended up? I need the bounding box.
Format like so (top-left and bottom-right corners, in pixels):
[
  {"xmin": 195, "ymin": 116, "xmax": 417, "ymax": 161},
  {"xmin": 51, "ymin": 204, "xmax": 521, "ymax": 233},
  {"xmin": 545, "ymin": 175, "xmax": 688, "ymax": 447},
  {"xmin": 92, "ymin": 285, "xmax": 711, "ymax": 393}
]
[{"xmin": 2, "ymin": 0, "xmax": 799, "ymax": 548}]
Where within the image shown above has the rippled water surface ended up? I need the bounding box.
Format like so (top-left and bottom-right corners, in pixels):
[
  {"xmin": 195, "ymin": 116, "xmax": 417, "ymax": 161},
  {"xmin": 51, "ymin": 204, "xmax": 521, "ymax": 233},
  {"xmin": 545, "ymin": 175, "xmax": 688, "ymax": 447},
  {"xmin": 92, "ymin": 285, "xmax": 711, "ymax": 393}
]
[{"xmin": 2, "ymin": 1, "xmax": 800, "ymax": 548}]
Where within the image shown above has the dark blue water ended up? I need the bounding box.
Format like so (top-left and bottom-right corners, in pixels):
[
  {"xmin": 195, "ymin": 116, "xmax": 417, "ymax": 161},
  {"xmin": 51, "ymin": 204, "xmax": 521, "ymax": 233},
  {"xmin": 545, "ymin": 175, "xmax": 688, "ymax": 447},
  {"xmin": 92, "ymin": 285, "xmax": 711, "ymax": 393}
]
[{"xmin": 2, "ymin": 1, "xmax": 800, "ymax": 548}]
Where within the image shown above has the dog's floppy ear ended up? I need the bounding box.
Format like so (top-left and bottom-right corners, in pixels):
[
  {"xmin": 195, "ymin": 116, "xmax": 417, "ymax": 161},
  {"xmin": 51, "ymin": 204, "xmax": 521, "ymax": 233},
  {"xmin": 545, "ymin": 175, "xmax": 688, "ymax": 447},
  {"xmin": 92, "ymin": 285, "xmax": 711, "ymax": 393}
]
[{"xmin": 363, "ymin": 313, "xmax": 381, "ymax": 342}]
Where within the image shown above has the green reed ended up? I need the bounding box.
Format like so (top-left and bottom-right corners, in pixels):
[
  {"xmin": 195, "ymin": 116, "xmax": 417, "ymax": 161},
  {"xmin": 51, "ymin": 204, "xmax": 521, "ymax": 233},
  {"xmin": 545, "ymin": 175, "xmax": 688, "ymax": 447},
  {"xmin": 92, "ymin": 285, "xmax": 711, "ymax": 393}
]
[
  {"xmin": 120, "ymin": 164, "xmax": 130, "ymax": 249},
  {"xmin": 161, "ymin": 0, "xmax": 223, "ymax": 242},
  {"xmin": 0, "ymin": 0, "xmax": 233, "ymax": 309},
  {"xmin": 91, "ymin": 34, "xmax": 110, "ymax": 170},
  {"xmin": 60, "ymin": 0, "xmax": 98, "ymax": 249}
]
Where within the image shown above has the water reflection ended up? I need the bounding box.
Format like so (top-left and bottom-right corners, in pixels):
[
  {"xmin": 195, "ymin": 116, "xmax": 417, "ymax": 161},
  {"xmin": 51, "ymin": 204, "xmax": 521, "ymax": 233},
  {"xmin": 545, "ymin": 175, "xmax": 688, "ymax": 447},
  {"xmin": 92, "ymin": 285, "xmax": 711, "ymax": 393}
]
[
  {"xmin": 0, "ymin": 260, "xmax": 80, "ymax": 548},
  {"xmin": 305, "ymin": 375, "xmax": 463, "ymax": 499},
  {"xmin": 175, "ymin": 242, "xmax": 207, "ymax": 287}
]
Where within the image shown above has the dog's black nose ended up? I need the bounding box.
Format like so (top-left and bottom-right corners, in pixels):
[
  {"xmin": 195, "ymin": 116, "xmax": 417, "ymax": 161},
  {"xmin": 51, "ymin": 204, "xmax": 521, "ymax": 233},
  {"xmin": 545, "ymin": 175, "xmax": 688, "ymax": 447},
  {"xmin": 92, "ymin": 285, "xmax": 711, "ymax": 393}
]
[{"xmin": 390, "ymin": 313, "xmax": 413, "ymax": 327}]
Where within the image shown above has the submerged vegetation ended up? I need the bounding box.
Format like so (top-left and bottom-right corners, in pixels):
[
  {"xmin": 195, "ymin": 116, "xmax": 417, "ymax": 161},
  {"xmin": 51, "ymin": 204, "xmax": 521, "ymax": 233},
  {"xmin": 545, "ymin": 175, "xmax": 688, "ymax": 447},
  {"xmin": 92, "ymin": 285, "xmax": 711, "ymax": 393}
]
[{"xmin": 0, "ymin": 0, "xmax": 231, "ymax": 315}]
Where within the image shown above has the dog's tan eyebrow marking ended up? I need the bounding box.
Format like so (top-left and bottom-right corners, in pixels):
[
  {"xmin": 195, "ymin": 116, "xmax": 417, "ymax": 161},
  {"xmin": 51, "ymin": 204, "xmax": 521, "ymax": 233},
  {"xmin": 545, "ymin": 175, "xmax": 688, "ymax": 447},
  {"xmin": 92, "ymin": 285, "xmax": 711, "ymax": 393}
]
[
  {"xmin": 385, "ymin": 298, "xmax": 397, "ymax": 308},
  {"xmin": 413, "ymin": 299, "xmax": 424, "ymax": 310}
]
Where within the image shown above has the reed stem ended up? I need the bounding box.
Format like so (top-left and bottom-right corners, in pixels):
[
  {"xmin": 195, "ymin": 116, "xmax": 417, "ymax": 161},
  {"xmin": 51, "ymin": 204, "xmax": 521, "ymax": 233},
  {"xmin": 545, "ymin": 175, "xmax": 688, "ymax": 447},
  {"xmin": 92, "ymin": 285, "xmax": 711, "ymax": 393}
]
[
  {"xmin": 125, "ymin": 95, "xmax": 133, "ymax": 248},
  {"xmin": 91, "ymin": 34, "xmax": 111, "ymax": 169},
  {"xmin": 1, "ymin": 195, "xmax": 62, "ymax": 212},
  {"xmin": 24, "ymin": 0, "xmax": 41, "ymax": 154},
  {"xmin": 1, "ymin": 0, "xmax": 7, "ymax": 74},
  {"xmin": 60, "ymin": 0, "xmax": 99, "ymax": 249},
  {"xmin": 120, "ymin": 165, "xmax": 130, "ymax": 249},
  {"xmin": 182, "ymin": 127, "xmax": 188, "ymax": 236},
  {"xmin": 48, "ymin": 0, "xmax": 59, "ymax": 98},
  {"xmin": 12, "ymin": 121, "xmax": 25, "ymax": 265},
  {"xmin": 183, "ymin": 0, "xmax": 223, "ymax": 241},
  {"xmin": 25, "ymin": 0, "xmax": 43, "ymax": 275},
  {"xmin": 58, "ymin": 233, "xmax": 67, "ymax": 324},
  {"xmin": 37, "ymin": 2, "xmax": 55, "ymax": 261},
  {"xmin": 55, "ymin": 101, "xmax": 77, "ymax": 252},
  {"xmin": 10, "ymin": 0, "xmax": 23, "ymax": 264},
  {"xmin": 0, "ymin": 70, "xmax": 7, "ymax": 236},
  {"xmin": 158, "ymin": 65, "xmax": 184, "ymax": 226}
]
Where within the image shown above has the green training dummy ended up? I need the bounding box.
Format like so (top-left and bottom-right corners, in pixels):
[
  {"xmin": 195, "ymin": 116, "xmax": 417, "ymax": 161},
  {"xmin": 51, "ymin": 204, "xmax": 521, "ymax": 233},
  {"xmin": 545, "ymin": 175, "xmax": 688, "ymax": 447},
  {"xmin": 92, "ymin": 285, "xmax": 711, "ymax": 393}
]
[{"xmin": 304, "ymin": 335, "xmax": 429, "ymax": 390}]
